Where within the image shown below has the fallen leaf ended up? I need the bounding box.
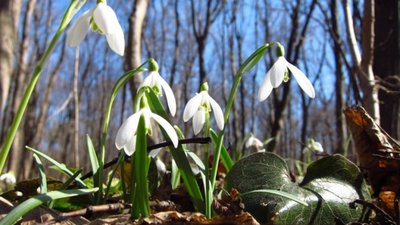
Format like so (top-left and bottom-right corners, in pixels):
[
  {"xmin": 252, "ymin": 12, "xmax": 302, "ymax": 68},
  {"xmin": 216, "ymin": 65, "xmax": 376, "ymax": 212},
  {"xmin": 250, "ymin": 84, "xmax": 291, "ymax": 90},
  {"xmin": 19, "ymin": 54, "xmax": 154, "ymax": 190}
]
[{"xmin": 344, "ymin": 105, "xmax": 400, "ymax": 215}]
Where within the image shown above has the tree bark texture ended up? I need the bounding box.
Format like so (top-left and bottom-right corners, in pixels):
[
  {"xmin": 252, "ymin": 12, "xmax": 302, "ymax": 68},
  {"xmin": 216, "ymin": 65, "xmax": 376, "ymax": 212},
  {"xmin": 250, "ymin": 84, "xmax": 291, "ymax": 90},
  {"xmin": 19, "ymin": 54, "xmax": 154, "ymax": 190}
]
[
  {"xmin": 343, "ymin": 0, "xmax": 380, "ymax": 123},
  {"xmin": 7, "ymin": 0, "xmax": 34, "ymax": 177},
  {"xmin": 0, "ymin": 0, "xmax": 21, "ymax": 111},
  {"xmin": 331, "ymin": 0, "xmax": 347, "ymax": 153},
  {"xmin": 125, "ymin": 0, "xmax": 149, "ymax": 101}
]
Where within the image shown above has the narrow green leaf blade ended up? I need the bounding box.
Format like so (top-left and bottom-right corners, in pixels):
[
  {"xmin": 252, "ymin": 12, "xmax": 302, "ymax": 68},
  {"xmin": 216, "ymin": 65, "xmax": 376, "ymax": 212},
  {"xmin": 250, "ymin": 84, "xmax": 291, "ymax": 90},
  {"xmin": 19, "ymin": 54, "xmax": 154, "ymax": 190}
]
[
  {"xmin": 32, "ymin": 154, "xmax": 47, "ymax": 194},
  {"xmin": 26, "ymin": 146, "xmax": 87, "ymax": 188},
  {"xmin": 210, "ymin": 129, "xmax": 233, "ymax": 170},
  {"xmin": 0, "ymin": 188, "xmax": 98, "ymax": 225}
]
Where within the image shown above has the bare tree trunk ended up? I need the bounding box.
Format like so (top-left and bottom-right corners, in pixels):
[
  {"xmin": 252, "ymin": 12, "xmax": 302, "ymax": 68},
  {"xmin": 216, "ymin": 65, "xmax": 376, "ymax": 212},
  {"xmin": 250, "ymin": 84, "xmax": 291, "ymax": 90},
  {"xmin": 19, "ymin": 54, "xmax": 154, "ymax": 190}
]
[
  {"xmin": 343, "ymin": 0, "xmax": 380, "ymax": 123},
  {"xmin": 125, "ymin": 0, "xmax": 149, "ymax": 100},
  {"xmin": 73, "ymin": 48, "xmax": 80, "ymax": 168},
  {"xmin": 190, "ymin": 0, "xmax": 223, "ymax": 90},
  {"xmin": 7, "ymin": 0, "xmax": 35, "ymax": 177},
  {"xmin": 0, "ymin": 0, "xmax": 21, "ymax": 111},
  {"xmin": 169, "ymin": 0, "xmax": 180, "ymax": 86},
  {"xmin": 331, "ymin": 0, "xmax": 347, "ymax": 154}
]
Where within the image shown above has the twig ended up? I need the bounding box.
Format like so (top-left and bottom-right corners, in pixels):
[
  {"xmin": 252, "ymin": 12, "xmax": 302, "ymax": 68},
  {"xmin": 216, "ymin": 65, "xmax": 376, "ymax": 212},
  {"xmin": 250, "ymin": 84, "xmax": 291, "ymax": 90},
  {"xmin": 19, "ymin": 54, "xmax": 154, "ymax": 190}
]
[
  {"xmin": 57, "ymin": 203, "xmax": 127, "ymax": 220},
  {"xmin": 350, "ymin": 199, "xmax": 395, "ymax": 225}
]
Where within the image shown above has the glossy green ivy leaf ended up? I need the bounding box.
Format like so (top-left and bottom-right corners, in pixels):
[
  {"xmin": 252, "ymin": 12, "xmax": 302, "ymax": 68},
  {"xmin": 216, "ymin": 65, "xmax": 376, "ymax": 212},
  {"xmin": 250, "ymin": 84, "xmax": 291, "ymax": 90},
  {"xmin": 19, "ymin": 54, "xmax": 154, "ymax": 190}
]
[{"xmin": 225, "ymin": 152, "xmax": 371, "ymax": 224}]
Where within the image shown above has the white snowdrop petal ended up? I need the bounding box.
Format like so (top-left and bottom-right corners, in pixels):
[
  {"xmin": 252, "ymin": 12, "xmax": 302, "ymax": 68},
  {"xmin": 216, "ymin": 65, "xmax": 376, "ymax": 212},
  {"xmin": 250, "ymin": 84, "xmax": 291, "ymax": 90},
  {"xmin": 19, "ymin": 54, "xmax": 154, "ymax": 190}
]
[
  {"xmin": 115, "ymin": 113, "xmax": 140, "ymax": 150},
  {"xmin": 0, "ymin": 173, "xmax": 16, "ymax": 185},
  {"xmin": 149, "ymin": 149, "xmax": 162, "ymax": 158},
  {"xmin": 258, "ymin": 71, "xmax": 273, "ymax": 101},
  {"xmin": 139, "ymin": 72, "xmax": 155, "ymax": 91},
  {"xmin": 67, "ymin": 9, "xmax": 92, "ymax": 47},
  {"xmin": 183, "ymin": 93, "xmax": 202, "ymax": 122},
  {"xmin": 158, "ymin": 74, "xmax": 177, "ymax": 116},
  {"xmin": 312, "ymin": 142, "xmax": 323, "ymax": 152},
  {"xmin": 208, "ymin": 96, "xmax": 224, "ymax": 130},
  {"xmin": 286, "ymin": 63, "xmax": 315, "ymax": 98},
  {"xmin": 269, "ymin": 57, "xmax": 286, "ymax": 88},
  {"xmin": 151, "ymin": 113, "xmax": 179, "ymax": 148},
  {"xmin": 124, "ymin": 135, "xmax": 137, "ymax": 156},
  {"xmin": 245, "ymin": 136, "xmax": 254, "ymax": 148},
  {"xmin": 93, "ymin": 3, "xmax": 119, "ymax": 34},
  {"xmin": 105, "ymin": 24, "xmax": 125, "ymax": 56},
  {"xmin": 193, "ymin": 108, "xmax": 206, "ymax": 135}
]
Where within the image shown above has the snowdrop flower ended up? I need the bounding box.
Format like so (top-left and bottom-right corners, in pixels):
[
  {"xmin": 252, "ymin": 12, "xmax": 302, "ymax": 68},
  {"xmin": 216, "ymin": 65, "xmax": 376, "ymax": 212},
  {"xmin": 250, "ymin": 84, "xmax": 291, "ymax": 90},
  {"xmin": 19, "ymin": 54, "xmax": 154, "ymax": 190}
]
[
  {"xmin": 140, "ymin": 59, "xmax": 176, "ymax": 116},
  {"xmin": 245, "ymin": 135, "xmax": 264, "ymax": 149},
  {"xmin": 67, "ymin": 2, "xmax": 125, "ymax": 56},
  {"xmin": 258, "ymin": 44, "xmax": 315, "ymax": 101},
  {"xmin": 303, "ymin": 139, "xmax": 324, "ymax": 153},
  {"xmin": 0, "ymin": 172, "xmax": 16, "ymax": 191},
  {"xmin": 183, "ymin": 83, "xmax": 224, "ymax": 135},
  {"xmin": 245, "ymin": 135, "xmax": 265, "ymax": 153},
  {"xmin": 115, "ymin": 107, "xmax": 178, "ymax": 156}
]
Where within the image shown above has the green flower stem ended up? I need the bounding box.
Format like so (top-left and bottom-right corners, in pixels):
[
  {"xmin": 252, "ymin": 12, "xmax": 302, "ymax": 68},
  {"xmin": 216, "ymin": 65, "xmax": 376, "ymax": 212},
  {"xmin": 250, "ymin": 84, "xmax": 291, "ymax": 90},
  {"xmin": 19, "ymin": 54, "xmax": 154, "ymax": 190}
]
[
  {"xmin": 0, "ymin": 0, "xmax": 87, "ymax": 174},
  {"xmin": 97, "ymin": 61, "xmax": 147, "ymax": 203},
  {"xmin": 132, "ymin": 115, "xmax": 150, "ymax": 218},
  {"xmin": 210, "ymin": 43, "xmax": 272, "ymax": 189},
  {"xmin": 104, "ymin": 151, "xmax": 125, "ymax": 198},
  {"xmin": 145, "ymin": 89, "xmax": 204, "ymax": 212},
  {"xmin": 204, "ymin": 112, "xmax": 212, "ymax": 218}
]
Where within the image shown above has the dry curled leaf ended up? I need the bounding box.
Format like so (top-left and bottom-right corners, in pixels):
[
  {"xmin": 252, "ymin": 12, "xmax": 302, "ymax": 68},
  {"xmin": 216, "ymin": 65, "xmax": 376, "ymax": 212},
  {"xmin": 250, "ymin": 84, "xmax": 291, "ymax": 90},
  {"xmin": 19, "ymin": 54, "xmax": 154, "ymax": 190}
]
[
  {"xmin": 144, "ymin": 211, "xmax": 259, "ymax": 225},
  {"xmin": 344, "ymin": 105, "xmax": 400, "ymax": 216},
  {"xmin": 213, "ymin": 188, "xmax": 244, "ymax": 217}
]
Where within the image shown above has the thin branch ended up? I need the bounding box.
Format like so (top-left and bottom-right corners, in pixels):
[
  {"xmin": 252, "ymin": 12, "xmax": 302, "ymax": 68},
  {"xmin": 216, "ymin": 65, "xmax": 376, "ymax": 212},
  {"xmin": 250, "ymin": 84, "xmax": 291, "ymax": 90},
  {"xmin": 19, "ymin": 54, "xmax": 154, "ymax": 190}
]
[{"xmin": 81, "ymin": 137, "xmax": 211, "ymax": 180}]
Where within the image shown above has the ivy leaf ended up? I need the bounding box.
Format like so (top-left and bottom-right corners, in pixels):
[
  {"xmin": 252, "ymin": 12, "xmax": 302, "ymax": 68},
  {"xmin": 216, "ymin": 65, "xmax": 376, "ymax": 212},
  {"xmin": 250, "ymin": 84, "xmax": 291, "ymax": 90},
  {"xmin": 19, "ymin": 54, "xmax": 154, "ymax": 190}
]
[{"xmin": 225, "ymin": 152, "xmax": 371, "ymax": 224}]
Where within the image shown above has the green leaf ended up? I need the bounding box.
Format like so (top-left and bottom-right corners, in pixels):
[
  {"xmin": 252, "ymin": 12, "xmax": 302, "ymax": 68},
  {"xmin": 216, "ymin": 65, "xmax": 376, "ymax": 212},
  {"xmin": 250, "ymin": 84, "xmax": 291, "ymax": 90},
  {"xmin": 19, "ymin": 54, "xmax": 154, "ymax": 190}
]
[
  {"xmin": 210, "ymin": 129, "xmax": 233, "ymax": 171},
  {"xmin": 171, "ymin": 159, "xmax": 180, "ymax": 190},
  {"xmin": 0, "ymin": 188, "xmax": 98, "ymax": 225},
  {"xmin": 26, "ymin": 146, "xmax": 87, "ymax": 188},
  {"xmin": 132, "ymin": 115, "xmax": 150, "ymax": 218},
  {"xmin": 225, "ymin": 152, "xmax": 371, "ymax": 224},
  {"xmin": 32, "ymin": 154, "xmax": 47, "ymax": 194},
  {"xmin": 86, "ymin": 135, "xmax": 99, "ymax": 198}
]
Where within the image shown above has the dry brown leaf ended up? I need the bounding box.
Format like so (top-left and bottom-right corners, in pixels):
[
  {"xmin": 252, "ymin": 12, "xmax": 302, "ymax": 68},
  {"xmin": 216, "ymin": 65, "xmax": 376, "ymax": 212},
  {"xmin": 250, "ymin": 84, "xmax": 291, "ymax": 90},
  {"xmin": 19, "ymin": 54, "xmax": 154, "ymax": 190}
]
[
  {"xmin": 118, "ymin": 210, "xmax": 260, "ymax": 225},
  {"xmin": 344, "ymin": 105, "xmax": 400, "ymax": 215}
]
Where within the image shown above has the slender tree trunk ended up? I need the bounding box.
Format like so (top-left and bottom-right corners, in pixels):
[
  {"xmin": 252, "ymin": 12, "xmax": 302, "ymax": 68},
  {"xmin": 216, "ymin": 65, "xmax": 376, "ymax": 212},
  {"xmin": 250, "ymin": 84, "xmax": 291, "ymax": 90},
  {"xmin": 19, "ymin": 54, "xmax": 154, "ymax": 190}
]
[
  {"xmin": 190, "ymin": 0, "xmax": 223, "ymax": 90},
  {"xmin": 343, "ymin": 0, "xmax": 380, "ymax": 123},
  {"xmin": 331, "ymin": 0, "xmax": 347, "ymax": 153},
  {"xmin": 0, "ymin": 0, "xmax": 21, "ymax": 111},
  {"xmin": 169, "ymin": 0, "xmax": 180, "ymax": 86},
  {"xmin": 73, "ymin": 48, "xmax": 80, "ymax": 168},
  {"xmin": 125, "ymin": 0, "xmax": 149, "ymax": 100},
  {"xmin": 7, "ymin": 0, "xmax": 35, "ymax": 177},
  {"xmin": 360, "ymin": 0, "xmax": 379, "ymax": 122}
]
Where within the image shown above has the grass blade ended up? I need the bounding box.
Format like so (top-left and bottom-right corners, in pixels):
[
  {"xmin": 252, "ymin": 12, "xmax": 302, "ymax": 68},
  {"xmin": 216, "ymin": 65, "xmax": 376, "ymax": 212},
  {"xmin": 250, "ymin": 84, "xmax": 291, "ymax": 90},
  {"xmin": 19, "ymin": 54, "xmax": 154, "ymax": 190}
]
[
  {"xmin": 32, "ymin": 154, "xmax": 47, "ymax": 194},
  {"xmin": 26, "ymin": 146, "xmax": 86, "ymax": 188},
  {"xmin": 0, "ymin": 188, "xmax": 98, "ymax": 225}
]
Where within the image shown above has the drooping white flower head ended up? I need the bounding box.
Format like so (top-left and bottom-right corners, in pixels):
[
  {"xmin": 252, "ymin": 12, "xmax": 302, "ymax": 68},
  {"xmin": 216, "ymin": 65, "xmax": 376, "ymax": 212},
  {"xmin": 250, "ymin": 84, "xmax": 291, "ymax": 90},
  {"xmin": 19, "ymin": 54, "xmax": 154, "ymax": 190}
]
[
  {"xmin": 115, "ymin": 107, "xmax": 178, "ymax": 156},
  {"xmin": 183, "ymin": 83, "xmax": 224, "ymax": 135},
  {"xmin": 245, "ymin": 134, "xmax": 265, "ymax": 153},
  {"xmin": 303, "ymin": 139, "xmax": 324, "ymax": 153},
  {"xmin": 245, "ymin": 135, "xmax": 264, "ymax": 149},
  {"xmin": 67, "ymin": 2, "xmax": 125, "ymax": 56},
  {"xmin": 258, "ymin": 44, "xmax": 315, "ymax": 101},
  {"xmin": 140, "ymin": 59, "xmax": 176, "ymax": 116},
  {"xmin": 0, "ymin": 172, "xmax": 16, "ymax": 191}
]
